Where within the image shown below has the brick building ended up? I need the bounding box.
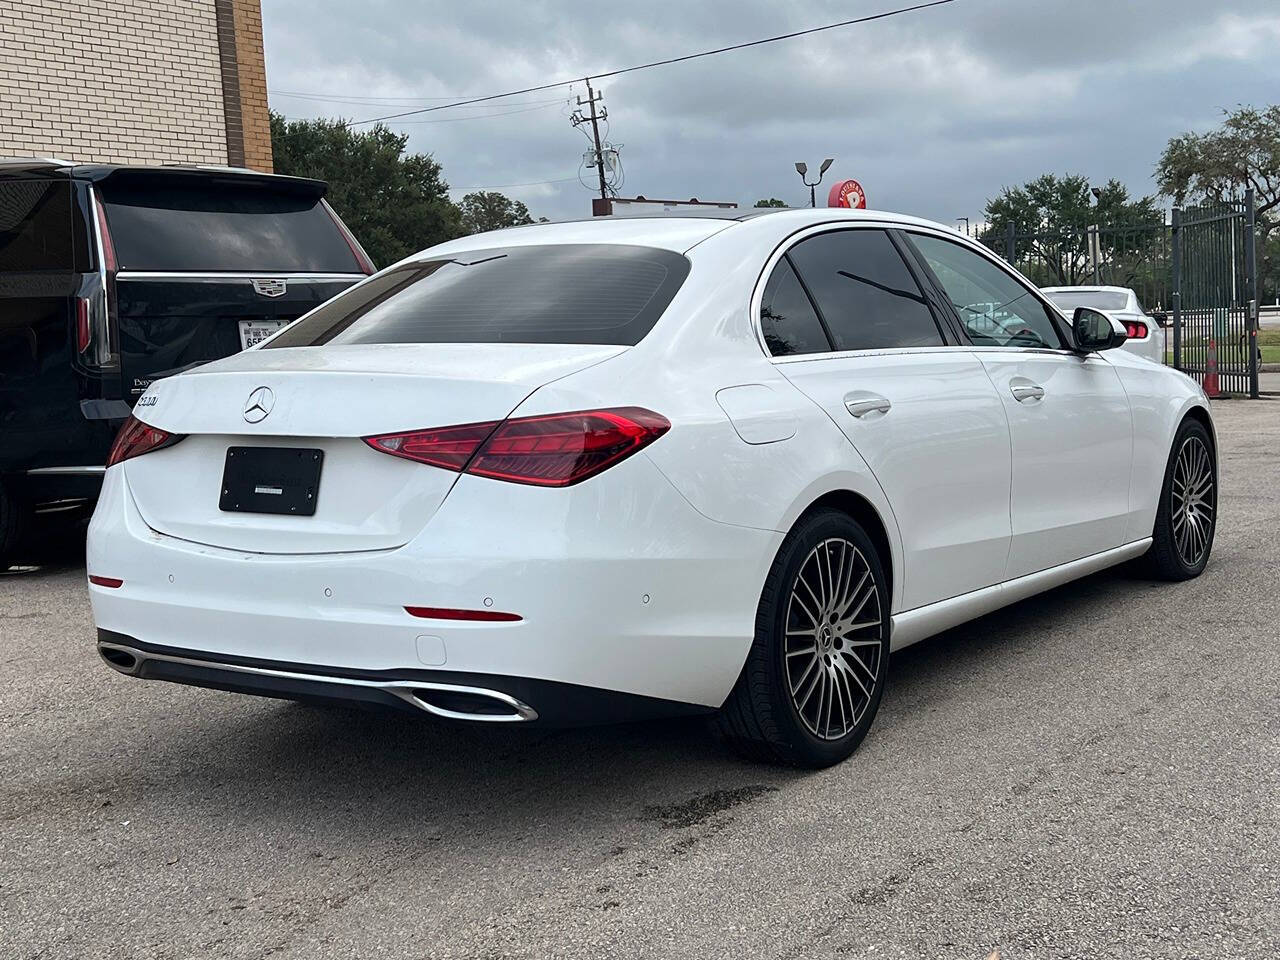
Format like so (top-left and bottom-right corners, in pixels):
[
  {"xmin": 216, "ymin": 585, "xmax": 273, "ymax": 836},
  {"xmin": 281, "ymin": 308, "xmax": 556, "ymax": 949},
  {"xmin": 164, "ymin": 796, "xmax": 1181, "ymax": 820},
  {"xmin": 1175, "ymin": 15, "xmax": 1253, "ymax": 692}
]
[{"xmin": 0, "ymin": 0, "xmax": 272, "ymax": 172}]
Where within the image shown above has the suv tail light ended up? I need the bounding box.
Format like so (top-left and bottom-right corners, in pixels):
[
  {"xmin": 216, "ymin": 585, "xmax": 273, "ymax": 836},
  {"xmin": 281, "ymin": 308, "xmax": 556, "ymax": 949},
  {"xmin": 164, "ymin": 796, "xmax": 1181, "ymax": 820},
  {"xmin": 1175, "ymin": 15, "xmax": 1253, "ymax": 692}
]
[
  {"xmin": 322, "ymin": 200, "xmax": 376, "ymax": 275},
  {"xmin": 1124, "ymin": 320, "xmax": 1148, "ymax": 339},
  {"xmin": 107, "ymin": 416, "xmax": 185, "ymax": 467},
  {"xmin": 365, "ymin": 407, "xmax": 670, "ymax": 487}
]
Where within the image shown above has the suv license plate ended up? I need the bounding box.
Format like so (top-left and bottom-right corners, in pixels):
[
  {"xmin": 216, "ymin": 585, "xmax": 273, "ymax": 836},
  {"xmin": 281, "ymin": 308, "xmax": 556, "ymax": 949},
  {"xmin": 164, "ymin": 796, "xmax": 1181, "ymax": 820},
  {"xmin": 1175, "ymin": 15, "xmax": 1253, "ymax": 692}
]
[{"xmin": 238, "ymin": 319, "xmax": 288, "ymax": 349}]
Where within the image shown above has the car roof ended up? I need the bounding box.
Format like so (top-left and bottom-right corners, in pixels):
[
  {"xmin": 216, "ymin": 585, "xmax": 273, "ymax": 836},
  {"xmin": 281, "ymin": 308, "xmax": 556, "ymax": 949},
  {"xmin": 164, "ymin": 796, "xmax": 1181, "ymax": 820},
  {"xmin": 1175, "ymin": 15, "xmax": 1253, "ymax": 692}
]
[
  {"xmin": 1041, "ymin": 285, "xmax": 1135, "ymax": 294},
  {"xmin": 0, "ymin": 157, "xmax": 326, "ymax": 197},
  {"xmin": 418, "ymin": 207, "xmax": 973, "ymax": 257}
]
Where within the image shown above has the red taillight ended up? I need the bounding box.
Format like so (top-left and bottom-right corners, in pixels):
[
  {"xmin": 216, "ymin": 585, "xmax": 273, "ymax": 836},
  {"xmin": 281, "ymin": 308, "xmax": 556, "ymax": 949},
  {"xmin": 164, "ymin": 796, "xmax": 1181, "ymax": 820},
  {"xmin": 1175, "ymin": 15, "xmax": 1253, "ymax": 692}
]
[
  {"xmin": 365, "ymin": 407, "xmax": 670, "ymax": 487},
  {"xmin": 75, "ymin": 297, "xmax": 91, "ymax": 353},
  {"xmin": 89, "ymin": 575, "xmax": 123, "ymax": 589},
  {"xmin": 107, "ymin": 416, "xmax": 184, "ymax": 467},
  {"xmin": 404, "ymin": 606, "xmax": 522, "ymax": 622},
  {"xmin": 93, "ymin": 190, "xmax": 117, "ymax": 273},
  {"xmin": 322, "ymin": 201, "xmax": 376, "ymax": 275},
  {"xmin": 1125, "ymin": 320, "xmax": 1148, "ymax": 339},
  {"xmin": 364, "ymin": 421, "xmax": 499, "ymax": 471}
]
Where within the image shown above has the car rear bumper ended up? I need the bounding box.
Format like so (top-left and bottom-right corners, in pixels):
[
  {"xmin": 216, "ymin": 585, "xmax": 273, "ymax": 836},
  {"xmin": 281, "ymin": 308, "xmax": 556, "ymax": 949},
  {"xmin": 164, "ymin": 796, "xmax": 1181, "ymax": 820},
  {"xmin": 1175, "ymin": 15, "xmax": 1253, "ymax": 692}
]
[
  {"xmin": 87, "ymin": 455, "xmax": 781, "ymax": 713},
  {"xmin": 96, "ymin": 630, "xmax": 712, "ymax": 725}
]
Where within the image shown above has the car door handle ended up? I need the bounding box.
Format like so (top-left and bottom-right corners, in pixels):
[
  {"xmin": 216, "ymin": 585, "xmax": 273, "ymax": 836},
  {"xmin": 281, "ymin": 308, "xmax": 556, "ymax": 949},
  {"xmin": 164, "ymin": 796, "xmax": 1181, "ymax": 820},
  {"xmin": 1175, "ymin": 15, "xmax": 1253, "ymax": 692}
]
[
  {"xmin": 1010, "ymin": 380, "xmax": 1045, "ymax": 402},
  {"xmin": 844, "ymin": 395, "xmax": 892, "ymax": 418}
]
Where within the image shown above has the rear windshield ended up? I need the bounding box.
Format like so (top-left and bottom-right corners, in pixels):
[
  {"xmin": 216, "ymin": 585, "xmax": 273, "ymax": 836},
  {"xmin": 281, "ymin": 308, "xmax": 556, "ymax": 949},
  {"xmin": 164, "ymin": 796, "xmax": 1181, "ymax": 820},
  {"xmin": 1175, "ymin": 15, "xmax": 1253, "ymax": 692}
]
[
  {"xmin": 100, "ymin": 181, "xmax": 361, "ymax": 273},
  {"xmin": 1044, "ymin": 289, "xmax": 1130, "ymax": 311},
  {"xmin": 265, "ymin": 244, "xmax": 691, "ymax": 348},
  {"xmin": 0, "ymin": 179, "xmax": 78, "ymax": 271}
]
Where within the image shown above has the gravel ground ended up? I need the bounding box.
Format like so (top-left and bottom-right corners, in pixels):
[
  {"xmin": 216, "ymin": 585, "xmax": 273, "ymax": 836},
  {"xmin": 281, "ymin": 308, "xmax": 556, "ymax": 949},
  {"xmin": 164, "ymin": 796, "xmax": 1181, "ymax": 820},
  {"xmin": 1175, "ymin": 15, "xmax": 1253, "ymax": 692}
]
[{"xmin": 2, "ymin": 400, "xmax": 1277, "ymax": 960}]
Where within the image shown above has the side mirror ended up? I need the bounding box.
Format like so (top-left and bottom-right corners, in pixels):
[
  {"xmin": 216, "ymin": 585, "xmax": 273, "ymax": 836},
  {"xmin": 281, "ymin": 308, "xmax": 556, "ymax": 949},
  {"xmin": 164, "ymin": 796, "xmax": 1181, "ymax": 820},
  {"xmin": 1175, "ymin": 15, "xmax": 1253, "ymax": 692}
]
[{"xmin": 1073, "ymin": 307, "xmax": 1127, "ymax": 352}]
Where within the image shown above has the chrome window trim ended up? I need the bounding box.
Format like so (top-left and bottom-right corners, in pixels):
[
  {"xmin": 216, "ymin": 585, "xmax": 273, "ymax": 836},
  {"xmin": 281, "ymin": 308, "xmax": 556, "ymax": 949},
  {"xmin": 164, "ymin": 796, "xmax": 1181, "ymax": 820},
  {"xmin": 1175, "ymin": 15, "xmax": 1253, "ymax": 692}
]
[
  {"xmin": 27, "ymin": 465, "xmax": 106, "ymax": 476},
  {"xmin": 115, "ymin": 271, "xmax": 367, "ymax": 281}
]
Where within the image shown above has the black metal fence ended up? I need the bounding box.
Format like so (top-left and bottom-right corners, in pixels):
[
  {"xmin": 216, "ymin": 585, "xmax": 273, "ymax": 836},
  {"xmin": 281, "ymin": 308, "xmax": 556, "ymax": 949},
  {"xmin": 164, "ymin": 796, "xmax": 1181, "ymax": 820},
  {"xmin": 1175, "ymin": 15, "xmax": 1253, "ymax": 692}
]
[{"xmin": 1172, "ymin": 195, "xmax": 1259, "ymax": 398}]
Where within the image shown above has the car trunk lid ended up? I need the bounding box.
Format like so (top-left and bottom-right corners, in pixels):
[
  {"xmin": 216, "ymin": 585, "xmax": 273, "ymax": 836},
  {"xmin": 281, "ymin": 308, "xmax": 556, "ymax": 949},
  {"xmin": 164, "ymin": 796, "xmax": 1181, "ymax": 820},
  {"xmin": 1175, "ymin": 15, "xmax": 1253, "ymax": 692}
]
[{"xmin": 122, "ymin": 343, "xmax": 625, "ymax": 554}]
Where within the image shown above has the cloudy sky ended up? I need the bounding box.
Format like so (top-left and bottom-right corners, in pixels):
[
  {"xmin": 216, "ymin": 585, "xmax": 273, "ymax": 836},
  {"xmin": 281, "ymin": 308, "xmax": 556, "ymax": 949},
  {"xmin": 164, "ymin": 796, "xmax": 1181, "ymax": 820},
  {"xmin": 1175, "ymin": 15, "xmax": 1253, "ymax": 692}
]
[{"xmin": 262, "ymin": 0, "xmax": 1280, "ymax": 224}]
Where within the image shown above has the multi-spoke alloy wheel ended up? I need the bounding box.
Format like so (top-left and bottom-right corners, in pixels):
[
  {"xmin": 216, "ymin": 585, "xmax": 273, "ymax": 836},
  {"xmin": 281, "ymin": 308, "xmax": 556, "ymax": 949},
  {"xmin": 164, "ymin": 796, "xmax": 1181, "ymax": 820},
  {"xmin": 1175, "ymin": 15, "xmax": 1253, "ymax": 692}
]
[
  {"xmin": 715, "ymin": 509, "xmax": 890, "ymax": 767},
  {"xmin": 1149, "ymin": 418, "xmax": 1216, "ymax": 581},
  {"xmin": 1171, "ymin": 435, "xmax": 1215, "ymax": 568},
  {"xmin": 784, "ymin": 538, "xmax": 882, "ymax": 741}
]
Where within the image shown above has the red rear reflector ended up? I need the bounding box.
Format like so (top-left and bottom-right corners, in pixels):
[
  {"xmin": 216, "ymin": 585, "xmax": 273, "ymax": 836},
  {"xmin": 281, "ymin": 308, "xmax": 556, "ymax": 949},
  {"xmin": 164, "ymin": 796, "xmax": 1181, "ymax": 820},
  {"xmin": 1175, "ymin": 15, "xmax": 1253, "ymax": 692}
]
[
  {"xmin": 404, "ymin": 606, "xmax": 522, "ymax": 622},
  {"xmin": 89, "ymin": 575, "xmax": 123, "ymax": 588},
  {"xmin": 107, "ymin": 415, "xmax": 184, "ymax": 467},
  {"xmin": 1125, "ymin": 321, "xmax": 1148, "ymax": 339},
  {"xmin": 75, "ymin": 297, "xmax": 91, "ymax": 353},
  {"xmin": 365, "ymin": 407, "xmax": 670, "ymax": 487}
]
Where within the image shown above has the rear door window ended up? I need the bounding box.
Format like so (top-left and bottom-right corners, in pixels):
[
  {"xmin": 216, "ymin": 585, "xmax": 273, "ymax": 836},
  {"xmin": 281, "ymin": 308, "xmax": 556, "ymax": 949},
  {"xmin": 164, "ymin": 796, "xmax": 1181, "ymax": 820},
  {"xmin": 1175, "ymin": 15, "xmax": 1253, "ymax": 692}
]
[
  {"xmin": 0, "ymin": 179, "xmax": 75, "ymax": 271},
  {"xmin": 266, "ymin": 244, "xmax": 691, "ymax": 348},
  {"xmin": 760, "ymin": 258, "xmax": 833, "ymax": 356},
  {"xmin": 100, "ymin": 181, "xmax": 360, "ymax": 273},
  {"xmin": 785, "ymin": 229, "xmax": 944, "ymax": 351}
]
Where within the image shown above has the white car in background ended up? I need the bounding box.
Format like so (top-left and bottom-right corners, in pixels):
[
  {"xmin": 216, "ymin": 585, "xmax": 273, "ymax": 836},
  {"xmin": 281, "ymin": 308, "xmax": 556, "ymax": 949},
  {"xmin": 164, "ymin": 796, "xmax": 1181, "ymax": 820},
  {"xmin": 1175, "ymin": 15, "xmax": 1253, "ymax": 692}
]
[
  {"xmin": 1042, "ymin": 285, "xmax": 1166, "ymax": 363},
  {"xmin": 88, "ymin": 210, "xmax": 1216, "ymax": 768}
]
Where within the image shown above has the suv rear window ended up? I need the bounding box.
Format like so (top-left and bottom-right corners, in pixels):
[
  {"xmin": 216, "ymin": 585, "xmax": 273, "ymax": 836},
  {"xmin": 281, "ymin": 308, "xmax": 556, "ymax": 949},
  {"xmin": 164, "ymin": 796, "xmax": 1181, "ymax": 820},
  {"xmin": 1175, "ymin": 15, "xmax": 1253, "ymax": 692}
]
[
  {"xmin": 265, "ymin": 244, "xmax": 691, "ymax": 348},
  {"xmin": 0, "ymin": 179, "xmax": 76, "ymax": 271},
  {"xmin": 100, "ymin": 181, "xmax": 360, "ymax": 273}
]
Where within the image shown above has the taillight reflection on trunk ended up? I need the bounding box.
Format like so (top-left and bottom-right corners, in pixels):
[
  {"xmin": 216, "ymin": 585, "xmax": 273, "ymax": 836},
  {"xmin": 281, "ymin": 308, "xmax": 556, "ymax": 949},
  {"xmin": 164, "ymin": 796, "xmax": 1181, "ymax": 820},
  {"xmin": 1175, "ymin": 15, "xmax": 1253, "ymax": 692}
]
[
  {"xmin": 364, "ymin": 407, "xmax": 670, "ymax": 487},
  {"xmin": 107, "ymin": 416, "xmax": 185, "ymax": 467},
  {"xmin": 75, "ymin": 298, "xmax": 91, "ymax": 353}
]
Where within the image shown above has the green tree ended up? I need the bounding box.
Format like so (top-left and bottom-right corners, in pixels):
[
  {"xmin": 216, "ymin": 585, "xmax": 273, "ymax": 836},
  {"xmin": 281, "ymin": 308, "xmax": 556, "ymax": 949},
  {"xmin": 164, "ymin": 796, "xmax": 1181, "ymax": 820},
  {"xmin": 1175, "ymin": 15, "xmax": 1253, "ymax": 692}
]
[
  {"xmin": 1158, "ymin": 105, "xmax": 1280, "ymax": 300},
  {"xmin": 754, "ymin": 197, "xmax": 788, "ymax": 208},
  {"xmin": 1157, "ymin": 105, "xmax": 1280, "ymax": 235},
  {"xmin": 981, "ymin": 173, "xmax": 1163, "ymax": 285},
  {"xmin": 269, "ymin": 112, "xmax": 461, "ymax": 268},
  {"xmin": 458, "ymin": 191, "xmax": 535, "ymax": 234}
]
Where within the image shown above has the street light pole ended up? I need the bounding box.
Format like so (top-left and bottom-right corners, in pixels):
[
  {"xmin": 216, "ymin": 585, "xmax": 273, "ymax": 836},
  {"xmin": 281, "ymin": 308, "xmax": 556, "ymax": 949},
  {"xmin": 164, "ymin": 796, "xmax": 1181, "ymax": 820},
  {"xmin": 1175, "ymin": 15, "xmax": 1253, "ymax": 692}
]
[
  {"xmin": 956, "ymin": 217, "xmax": 970, "ymax": 235},
  {"xmin": 795, "ymin": 159, "xmax": 834, "ymax": 208}
]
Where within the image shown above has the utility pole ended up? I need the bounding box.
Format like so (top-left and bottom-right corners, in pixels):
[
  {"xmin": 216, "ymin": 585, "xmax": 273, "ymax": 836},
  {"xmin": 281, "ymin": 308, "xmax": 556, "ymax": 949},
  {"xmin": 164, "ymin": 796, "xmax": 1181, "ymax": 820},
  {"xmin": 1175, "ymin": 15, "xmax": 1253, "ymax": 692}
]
[{"xmin": 574, "ymin": 79, "xmax": 609, "ymax": 202}]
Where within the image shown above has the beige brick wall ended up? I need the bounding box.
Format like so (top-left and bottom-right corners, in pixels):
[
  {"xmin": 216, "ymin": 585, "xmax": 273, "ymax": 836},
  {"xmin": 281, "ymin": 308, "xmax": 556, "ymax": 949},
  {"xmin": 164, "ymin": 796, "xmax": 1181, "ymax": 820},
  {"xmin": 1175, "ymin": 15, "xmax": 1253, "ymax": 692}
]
[
  {"xmin": 0, "ymin": 0, "xmax": 229, "ymax": 165},
  {"xmin": 232, "ymin": 0, "xmax": 272, "ymax": 172}
]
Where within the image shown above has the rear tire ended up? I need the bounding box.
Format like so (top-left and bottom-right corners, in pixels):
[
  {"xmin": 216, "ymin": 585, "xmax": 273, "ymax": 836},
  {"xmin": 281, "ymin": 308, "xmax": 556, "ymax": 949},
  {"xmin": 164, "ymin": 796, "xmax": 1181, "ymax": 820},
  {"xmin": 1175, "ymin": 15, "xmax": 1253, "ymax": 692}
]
[
  {"xmin": 714, "ymin": 509, "xmax": 890, "ymax": 768},
  {"xmin": 1148, "ymin": 417, "xmax": 1217, "ymax": 581},
  {"xmin": 0, "ymin": 481, "xmax": 28, "ymax": 571}
]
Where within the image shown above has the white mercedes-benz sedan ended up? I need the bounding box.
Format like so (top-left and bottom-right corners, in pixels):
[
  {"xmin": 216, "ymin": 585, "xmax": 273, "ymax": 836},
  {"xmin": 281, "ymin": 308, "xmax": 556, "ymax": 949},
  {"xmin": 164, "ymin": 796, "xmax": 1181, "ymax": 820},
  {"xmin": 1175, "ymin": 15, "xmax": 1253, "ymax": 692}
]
[{"xmin": 88, "ymin": 209, "xmax": 1217, "ymax": 767}]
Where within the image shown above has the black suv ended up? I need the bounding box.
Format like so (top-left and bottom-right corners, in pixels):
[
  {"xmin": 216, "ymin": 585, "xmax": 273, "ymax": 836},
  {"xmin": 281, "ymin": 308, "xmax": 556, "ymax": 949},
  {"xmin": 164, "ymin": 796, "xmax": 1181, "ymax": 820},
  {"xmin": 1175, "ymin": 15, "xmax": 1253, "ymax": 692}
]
[{"xmin": 0, "ymin": 159, "xmax": 373, "ymax": 563}]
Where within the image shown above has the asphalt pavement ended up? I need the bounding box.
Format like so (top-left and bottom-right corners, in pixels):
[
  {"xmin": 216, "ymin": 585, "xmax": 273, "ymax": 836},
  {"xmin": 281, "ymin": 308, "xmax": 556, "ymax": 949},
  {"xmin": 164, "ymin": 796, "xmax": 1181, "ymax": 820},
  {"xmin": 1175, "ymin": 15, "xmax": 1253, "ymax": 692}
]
[{"xmin": 2, "ymin": 400, "xmax": 1277, "ymax": 960}]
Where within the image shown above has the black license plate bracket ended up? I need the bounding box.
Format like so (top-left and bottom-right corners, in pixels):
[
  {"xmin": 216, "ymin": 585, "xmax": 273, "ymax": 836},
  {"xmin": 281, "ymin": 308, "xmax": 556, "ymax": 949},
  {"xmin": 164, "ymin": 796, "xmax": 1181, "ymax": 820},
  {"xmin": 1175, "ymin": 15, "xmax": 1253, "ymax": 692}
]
[{"xmin": 219, "ymin": 447, "xmax": 323, "ymax": 516}]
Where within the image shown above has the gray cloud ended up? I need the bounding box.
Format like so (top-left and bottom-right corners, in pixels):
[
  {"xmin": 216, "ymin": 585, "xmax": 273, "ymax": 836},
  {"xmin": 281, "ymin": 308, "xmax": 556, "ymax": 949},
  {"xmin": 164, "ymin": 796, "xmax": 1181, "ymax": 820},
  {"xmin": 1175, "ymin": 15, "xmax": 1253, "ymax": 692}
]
[{"xmin": 263, "ymin": 0, "xmax": 1280, "ymax": 222}]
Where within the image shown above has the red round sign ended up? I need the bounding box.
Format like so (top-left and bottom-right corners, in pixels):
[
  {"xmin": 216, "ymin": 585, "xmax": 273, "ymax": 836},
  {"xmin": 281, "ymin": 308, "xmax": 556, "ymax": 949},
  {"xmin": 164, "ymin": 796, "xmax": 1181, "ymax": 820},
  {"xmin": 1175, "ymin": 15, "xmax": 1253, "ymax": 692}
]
[{"xmin": 827, "ymin": 179, "xmax": 867, "ymax": 209}]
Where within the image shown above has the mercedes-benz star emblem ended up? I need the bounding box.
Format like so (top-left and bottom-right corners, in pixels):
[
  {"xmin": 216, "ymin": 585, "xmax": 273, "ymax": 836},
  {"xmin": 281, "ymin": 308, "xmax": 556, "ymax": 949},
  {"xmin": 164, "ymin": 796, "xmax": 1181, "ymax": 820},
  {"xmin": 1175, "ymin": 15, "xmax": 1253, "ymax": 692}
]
[{"xmin": 243, "ymin": 386, "xmax": 275, "ymax": 424}]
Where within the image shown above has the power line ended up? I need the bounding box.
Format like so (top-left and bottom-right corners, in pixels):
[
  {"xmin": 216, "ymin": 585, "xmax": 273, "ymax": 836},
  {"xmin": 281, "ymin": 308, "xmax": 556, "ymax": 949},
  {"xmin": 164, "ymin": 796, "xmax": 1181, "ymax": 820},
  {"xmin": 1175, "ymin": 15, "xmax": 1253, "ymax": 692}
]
[
  {"xmin": 450, "ymin": 176, "xmax": 581, "ymax": 192},
  {"xmin": 349, "ymin": 0, "xmax": 957, "ymax": 126},
  {"xmin": 270, "ymin": 90, "xmax": 568, "ymax": 108},
  {"xmin": 277, "ymin": 102, "xmax": 563, "ymax": 126}
]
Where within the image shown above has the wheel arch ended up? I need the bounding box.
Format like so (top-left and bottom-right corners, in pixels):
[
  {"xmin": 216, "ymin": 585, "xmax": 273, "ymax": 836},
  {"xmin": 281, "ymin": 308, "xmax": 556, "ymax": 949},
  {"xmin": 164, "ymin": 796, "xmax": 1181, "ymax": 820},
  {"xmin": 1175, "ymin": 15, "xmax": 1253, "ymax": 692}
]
[
  {"xmin": 793, "ymin": 489, "xmax": 896, "ymax": 611},
  {"xmin": 1180, "ymin": 402, "xmax": 1216, "ymax": 456}
]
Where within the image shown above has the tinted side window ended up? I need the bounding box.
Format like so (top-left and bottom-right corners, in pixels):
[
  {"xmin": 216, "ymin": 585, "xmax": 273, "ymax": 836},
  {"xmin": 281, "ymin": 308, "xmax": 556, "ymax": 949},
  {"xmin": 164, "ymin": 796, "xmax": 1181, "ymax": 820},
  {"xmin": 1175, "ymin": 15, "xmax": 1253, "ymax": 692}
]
[
  {"xmin": 0, "ymin": 179, "xmax": 73, "ymax": 271},
  {"xmin": 786, "ymin": 229, "xmax": 942, "ymax": 351},
  {"xmin": 760, "ymin": 257, "xmax": 831, "ymax": 356},
  {"xmin": 910, "ymin": 234, "xmax": 1064, "ymax": 349}
]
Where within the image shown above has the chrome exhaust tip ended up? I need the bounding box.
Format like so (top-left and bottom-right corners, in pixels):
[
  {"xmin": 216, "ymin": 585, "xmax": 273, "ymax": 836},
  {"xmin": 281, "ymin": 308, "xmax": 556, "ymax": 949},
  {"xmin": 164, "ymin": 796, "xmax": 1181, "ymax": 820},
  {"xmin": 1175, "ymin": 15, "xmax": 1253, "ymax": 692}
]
[
  {"xmin": 98, "ymin": 643, "xmax": 140, "ymax": 674},
  {"xmin": 391, "ymin": 683, "xmax": 539, "ymax": 723}
]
